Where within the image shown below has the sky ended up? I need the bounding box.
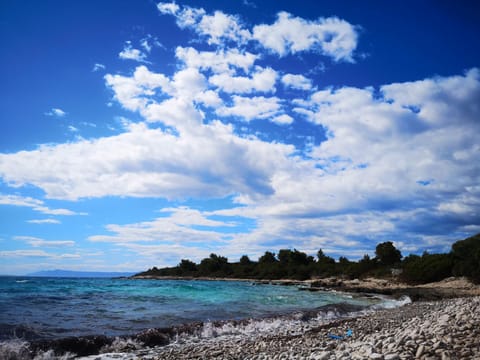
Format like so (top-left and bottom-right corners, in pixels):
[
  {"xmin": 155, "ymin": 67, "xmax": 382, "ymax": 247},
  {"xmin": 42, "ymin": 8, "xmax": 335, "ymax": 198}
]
[{"xmin": 0, "ymin": 0, "xmax": 479, "ymax": 275}]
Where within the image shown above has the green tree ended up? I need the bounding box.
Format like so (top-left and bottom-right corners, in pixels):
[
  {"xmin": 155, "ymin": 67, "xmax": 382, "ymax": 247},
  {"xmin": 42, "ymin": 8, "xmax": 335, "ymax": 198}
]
[
  {"xmin": 375, "ymin": 241, "xmax": 402, "ymax": 266},
  {"xmin": 178, "ymin": 259, "xmax": 197, "ymax": 274},
  {"xmin": 239, "ymin": 255, "xmax": 252, "ymax": 265},
  {"xmin": 258, "ymin": 251, "xmax": 277, "ymax": 264},
  {"xmin": 451, "ymin": 233, "xmax": 480, "ymax": 284},
  {"xmin": 199, "ymin": 253, "xmax": 231, "ymax": 276},
  {"xmin": 315, "ymin": 249, "xmax": 336, "ymax": 277},
  {"xmin": 401, "ymin": 253, "xmax": 453, "ymax": 284}
]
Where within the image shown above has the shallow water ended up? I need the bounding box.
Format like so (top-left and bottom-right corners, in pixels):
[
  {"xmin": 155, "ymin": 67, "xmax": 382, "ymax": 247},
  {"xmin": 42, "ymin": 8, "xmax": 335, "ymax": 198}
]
[{"xmin": 0, "ymin": 276, "xmax": 378, "ymax": 341}]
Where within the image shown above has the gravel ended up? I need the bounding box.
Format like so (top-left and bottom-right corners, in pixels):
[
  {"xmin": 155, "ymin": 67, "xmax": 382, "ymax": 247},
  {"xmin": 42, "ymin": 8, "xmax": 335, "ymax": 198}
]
[{"xmin": 82, "ymin": 296, "xmax": 480, "ymax": 360}]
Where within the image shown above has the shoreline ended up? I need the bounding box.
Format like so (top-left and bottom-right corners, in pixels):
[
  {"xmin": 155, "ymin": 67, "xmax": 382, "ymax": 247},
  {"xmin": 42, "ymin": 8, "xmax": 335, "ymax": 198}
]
[
  {"xmin": 131, "ymin": 275, "xmax": 480, "ymax": 301},
  {"xmin": 2, "ymin": 277, "xmax": 479, "ymax": 359},
  {"xmin": 74, "ymin": 296, "xmax": 478, "ymax": 360}
]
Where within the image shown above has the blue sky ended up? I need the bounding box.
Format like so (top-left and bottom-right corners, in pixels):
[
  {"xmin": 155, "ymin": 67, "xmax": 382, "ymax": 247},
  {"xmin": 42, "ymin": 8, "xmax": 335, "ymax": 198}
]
[{"xmin": 1, "ymin": 0, "xmax": 479, "ymax": 275}]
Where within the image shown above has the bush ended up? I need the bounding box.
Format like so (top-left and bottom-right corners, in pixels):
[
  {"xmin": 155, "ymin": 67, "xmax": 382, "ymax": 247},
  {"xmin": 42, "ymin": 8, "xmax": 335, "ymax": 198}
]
[
  {"xmin": 451, "ymin": 233, "xmax": 480, "ymax": 284},
  {"xmin": 401, "ymin": 253, "xmax": 453, "ymax": 285}
]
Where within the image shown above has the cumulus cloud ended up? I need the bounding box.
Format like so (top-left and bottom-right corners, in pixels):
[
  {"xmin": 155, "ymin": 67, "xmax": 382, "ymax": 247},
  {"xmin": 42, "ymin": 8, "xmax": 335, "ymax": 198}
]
[
  {"xmin": 0, "ymin": 121, "xmax": 292, "ymax": 200},
  {"xmin": 157, "ymin": 4, "xmax": 357, "ymax": 62},
  {"xmin": 158, "ymin": 3, "xmax": 250, "ymax": 45},
  {"xmin": 175, "ymin": 47, "xmax": 257, "ymax": 74},
  {"xmin": 271, "ymin": 114, "xmax": 294, "ymax": 125},
  {"xmin": 281, "ymin": 73, "xmax": 313, "ymax": 90},
  {"xmin": 89, "ymin": 207, "xmax": 235, "ymax": 244},
  {"xmin": 1, "ymin": 1, "xmax": 478, "ymax": 262},
  {"xmin": 209, "ymin": 67, "xmax": 277, "ymax": 93},
  {"xmin": 216, "ymin": 95, "xmax": 282, "ymax": 121},
  {"xmin": 119, "ymin": 41, "xmax": 148, "ymax": 62},
  {"xmin": 252, "ymin": 12, "xmax": 358, "ymax": 61},
  {"xmin": 45, "ymin": 108, "xmax": 66, "ymax": 117}
]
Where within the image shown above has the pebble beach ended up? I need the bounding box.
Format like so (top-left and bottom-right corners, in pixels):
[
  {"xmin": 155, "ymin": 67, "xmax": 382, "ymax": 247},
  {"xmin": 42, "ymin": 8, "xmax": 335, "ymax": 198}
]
[{"xmin": 78, "ymin": 296, "xmax": 480, "ymax": 360}]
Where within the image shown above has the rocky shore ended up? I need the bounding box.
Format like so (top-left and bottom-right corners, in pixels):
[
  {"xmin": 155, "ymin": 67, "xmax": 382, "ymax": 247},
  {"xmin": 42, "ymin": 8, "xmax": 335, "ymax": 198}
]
[
  {"xmin": 77, "ymin": 296, "xmax": 480, "ymax": 360},
  {"xmin": 3, "ymin": 278, "xmax": 479, "ymax": 359}
]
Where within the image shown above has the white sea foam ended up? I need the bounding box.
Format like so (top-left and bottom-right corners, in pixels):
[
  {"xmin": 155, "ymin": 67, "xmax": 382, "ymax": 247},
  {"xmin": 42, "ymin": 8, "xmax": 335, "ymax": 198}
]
[
  {"xmin": 0, "ymin": 340, "xmax": 30, "ymax": 360},
  {"xmin": 372, "ymin": 295, "xmax": 412, "ymax": 309}
]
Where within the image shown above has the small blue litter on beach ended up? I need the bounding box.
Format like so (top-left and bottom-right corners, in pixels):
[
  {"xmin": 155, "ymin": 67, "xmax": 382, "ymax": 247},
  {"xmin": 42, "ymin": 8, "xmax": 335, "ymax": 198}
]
[{"xmin": 328, "ymin": 329, "xmax": 353, "ymax": 340}]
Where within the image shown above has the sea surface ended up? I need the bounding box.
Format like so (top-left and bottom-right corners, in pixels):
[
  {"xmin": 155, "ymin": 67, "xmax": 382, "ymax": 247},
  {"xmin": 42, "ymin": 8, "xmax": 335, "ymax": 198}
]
[{"xmin": 0, "ymin": 276, "xmax": 409, "ymax": 358}]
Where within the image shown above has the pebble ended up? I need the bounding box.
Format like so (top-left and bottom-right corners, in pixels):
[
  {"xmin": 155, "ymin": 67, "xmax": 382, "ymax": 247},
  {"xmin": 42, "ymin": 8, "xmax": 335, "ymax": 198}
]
[{"xmin": 72, "ymin": 296, "xmax": 480, "ymax": 360}]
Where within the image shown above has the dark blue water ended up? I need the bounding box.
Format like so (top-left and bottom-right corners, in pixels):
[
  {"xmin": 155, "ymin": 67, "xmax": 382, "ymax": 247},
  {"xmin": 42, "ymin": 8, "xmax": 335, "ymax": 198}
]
[{"xmin": 0, "ymin": 277, "xmax": 378, "ymax": 341}]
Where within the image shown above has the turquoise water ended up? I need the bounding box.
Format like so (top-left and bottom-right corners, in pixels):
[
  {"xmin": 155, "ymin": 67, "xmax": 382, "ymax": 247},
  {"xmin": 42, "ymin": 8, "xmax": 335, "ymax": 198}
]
[{"xmin": 0, "ymin": 277, "xmax": 374, "ymax": 340}]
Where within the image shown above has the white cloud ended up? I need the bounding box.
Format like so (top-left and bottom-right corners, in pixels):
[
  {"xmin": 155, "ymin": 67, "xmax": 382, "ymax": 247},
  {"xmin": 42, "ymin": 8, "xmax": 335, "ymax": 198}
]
[
  {"xmin": 157, "ymin": 2, "xmax": 179, "ymax": 15},
  {"xmin": 0, "ymin": 121, "xmax": 293, "ymax": 200},
  {"xmin": 45, "ymin": 108, "xmax": 66, "ymax": 117},
  {"xmin": 0, "ymin": 249, "xmax": 79, "ymax": 259},
  {"xmin": 271, "ymin": 114, "xmax": 294, "ymax": 125},
  {"xmin": 92, "ymin": 63, "xmax": 106, "ymax": 72},
  {"xmin": 158, "ymin": 4, "xmax": 357, "ymax": 61},
  {"xmin": 0, "ymin": 194, "xmax": 81, "ymax": 216},
  {"xmin": 216, "ymin": 95, "xmax": 281, "ymax": 121},
  {"xmin": 158, "ymin": 4, "xmax": 250, "ymax": 45},
  {"xmin": 119, "ymin": 41, "xmax": 148, "ymax": 62},
  {"xmin": 281, "ymin": 73, "xmax": 313, "ymax": 90},
  {"xmin": 105, "ymin": 65, "xmax": 172, "ymax": 112},
  {"xmin": 197, "ymin": 10, "xmax": 251, "ymax": 45},
  {"xmin": 209, "ymin": 67, "xmax": 277, "ymax": 93},
  {"xmin": 175, "ymin": 47, "xmax": 257, "ymax": 74},
  {"xmin": 253, "ymin": 11, "xmax": 358, "ymax": 61},
  {"xmin": 27, "ymin": 219, "xmax": 61, "ymax": 224},
  {"xmin": 89, "ymin": 207, "xmax": 234, "ymax": 244},
  {"xmin": 15, "ymin": 236, "xmax": 75, "ymax": 247}
]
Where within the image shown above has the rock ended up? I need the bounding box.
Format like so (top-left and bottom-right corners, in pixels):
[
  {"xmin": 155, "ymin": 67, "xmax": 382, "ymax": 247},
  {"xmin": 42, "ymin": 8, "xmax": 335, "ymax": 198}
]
[
  {"xmin": 415, "ymin": 344, "xmax": 425, "ymax": 358},
  {"xmin": 369, "ymin": 353, "xmax": 384, "ymax": 360},
  {"xmin": 313, "ymin": 351, "xmax": 331, "ymax": 360},
  {"xmin": 384, "ymin": 354, "xmax": 400, "ymax": 360}
]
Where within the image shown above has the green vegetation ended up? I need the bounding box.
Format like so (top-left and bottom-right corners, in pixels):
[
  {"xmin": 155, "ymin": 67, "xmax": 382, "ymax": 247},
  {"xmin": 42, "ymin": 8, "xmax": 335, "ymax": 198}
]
[{"xmin": 136, "ymin": 233, "xmax": 480, "ymax": 285}]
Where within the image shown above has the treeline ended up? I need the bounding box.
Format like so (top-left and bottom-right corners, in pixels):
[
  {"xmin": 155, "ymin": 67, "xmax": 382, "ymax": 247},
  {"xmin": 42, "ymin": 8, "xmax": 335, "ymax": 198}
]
[{"xmin": 136, "ymin": 233, "xmax": 480, "ymax": 284}]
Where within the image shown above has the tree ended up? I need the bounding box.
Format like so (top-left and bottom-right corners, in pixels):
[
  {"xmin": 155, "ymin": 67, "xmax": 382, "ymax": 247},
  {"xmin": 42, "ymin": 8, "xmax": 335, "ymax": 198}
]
[
  {"xmin": 315, "ymin": 249, "xmax": 336, "ymax": 276},
  {"xmin": 258, "ymin": 251, "xmax": 277, "ymax": 264},
  {"xmin": 199, "ymin": 253, "xmax": 231, "ymax": 276},
  {"xmin": 278, "ymin": 249, "xmax": 310, "ymax": 266},
  {"xmin": 375, "ymin": 241, "xmax": 402, "ymax": 266},
  {"xmin": 451, "ymin": 233, "xmax": 480, "ymax": 284},
  {"xmin": 178, "ymin": 259, "xmax": 197, "ymax": 273},
  {"xmin": 239, "ymin": 255, "xmax": 252, "ymax": 266},
  {"xmin": 401, "ymin": 253, "xmax": 453, "ymax": 284}
]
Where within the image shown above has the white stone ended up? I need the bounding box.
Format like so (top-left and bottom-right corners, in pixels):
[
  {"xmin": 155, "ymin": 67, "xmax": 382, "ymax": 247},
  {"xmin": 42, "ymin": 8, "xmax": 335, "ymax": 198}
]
[
  {"xmin": 384, "ymin": 354, "xmax": 400, "ymax": 360},
  {"xmin": 415, "ymin": 344, "xmax": 425, "ymax": 358}
]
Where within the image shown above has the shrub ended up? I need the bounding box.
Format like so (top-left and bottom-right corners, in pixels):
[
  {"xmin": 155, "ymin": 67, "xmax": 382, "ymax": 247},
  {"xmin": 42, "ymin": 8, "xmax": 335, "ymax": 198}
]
[
  {"xmin": 451, "ymin": 233, "xmax": 480, "ymax": 284},
  {"xmin": 401, "ymin": 253, "xmax": 453, "ymax": 284}
]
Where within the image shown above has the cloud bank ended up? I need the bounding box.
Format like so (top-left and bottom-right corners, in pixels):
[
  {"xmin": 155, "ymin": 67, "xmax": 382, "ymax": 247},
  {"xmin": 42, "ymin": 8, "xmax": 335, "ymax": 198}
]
[{"xmin": 0, "ymin": 2, "xmax": 478, "ymax": 270}]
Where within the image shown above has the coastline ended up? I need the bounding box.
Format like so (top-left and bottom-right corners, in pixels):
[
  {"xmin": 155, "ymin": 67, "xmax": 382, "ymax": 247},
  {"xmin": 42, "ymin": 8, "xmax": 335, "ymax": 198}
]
[
  {"xmin": 124, "ymin": 296, "xmax": 479, "ymax": 360},
  {"xmin": 2, "ymin": 277, "xmax": 479, "ymax": 359},
  {"xmin": 131, "ymin": 275, "xmax": 480, "ymax": 301}
]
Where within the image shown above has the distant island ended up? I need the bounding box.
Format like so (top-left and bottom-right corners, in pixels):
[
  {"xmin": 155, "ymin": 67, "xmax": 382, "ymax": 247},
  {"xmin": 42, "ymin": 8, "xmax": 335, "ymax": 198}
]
[
  {"xmin": 134, "ymin": 233, "xmax": 480, "ymax": 286},
  {"xmin": 27, "ymin": 269, "xmax": 136, "ymax": 278}
]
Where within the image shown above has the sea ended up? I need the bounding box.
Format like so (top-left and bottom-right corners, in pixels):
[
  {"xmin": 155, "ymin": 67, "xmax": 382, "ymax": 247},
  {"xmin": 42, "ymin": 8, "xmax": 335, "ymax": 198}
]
[{"xmin": 0, "ymin": 276, "xmax": 410, "ymax": 358}]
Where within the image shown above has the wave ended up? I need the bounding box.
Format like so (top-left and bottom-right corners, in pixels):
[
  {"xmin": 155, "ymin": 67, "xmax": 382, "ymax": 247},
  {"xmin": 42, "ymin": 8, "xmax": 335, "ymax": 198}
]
[{"xmin": 0, "ymin": 296, "xmax": 411, "ymax": 359}]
